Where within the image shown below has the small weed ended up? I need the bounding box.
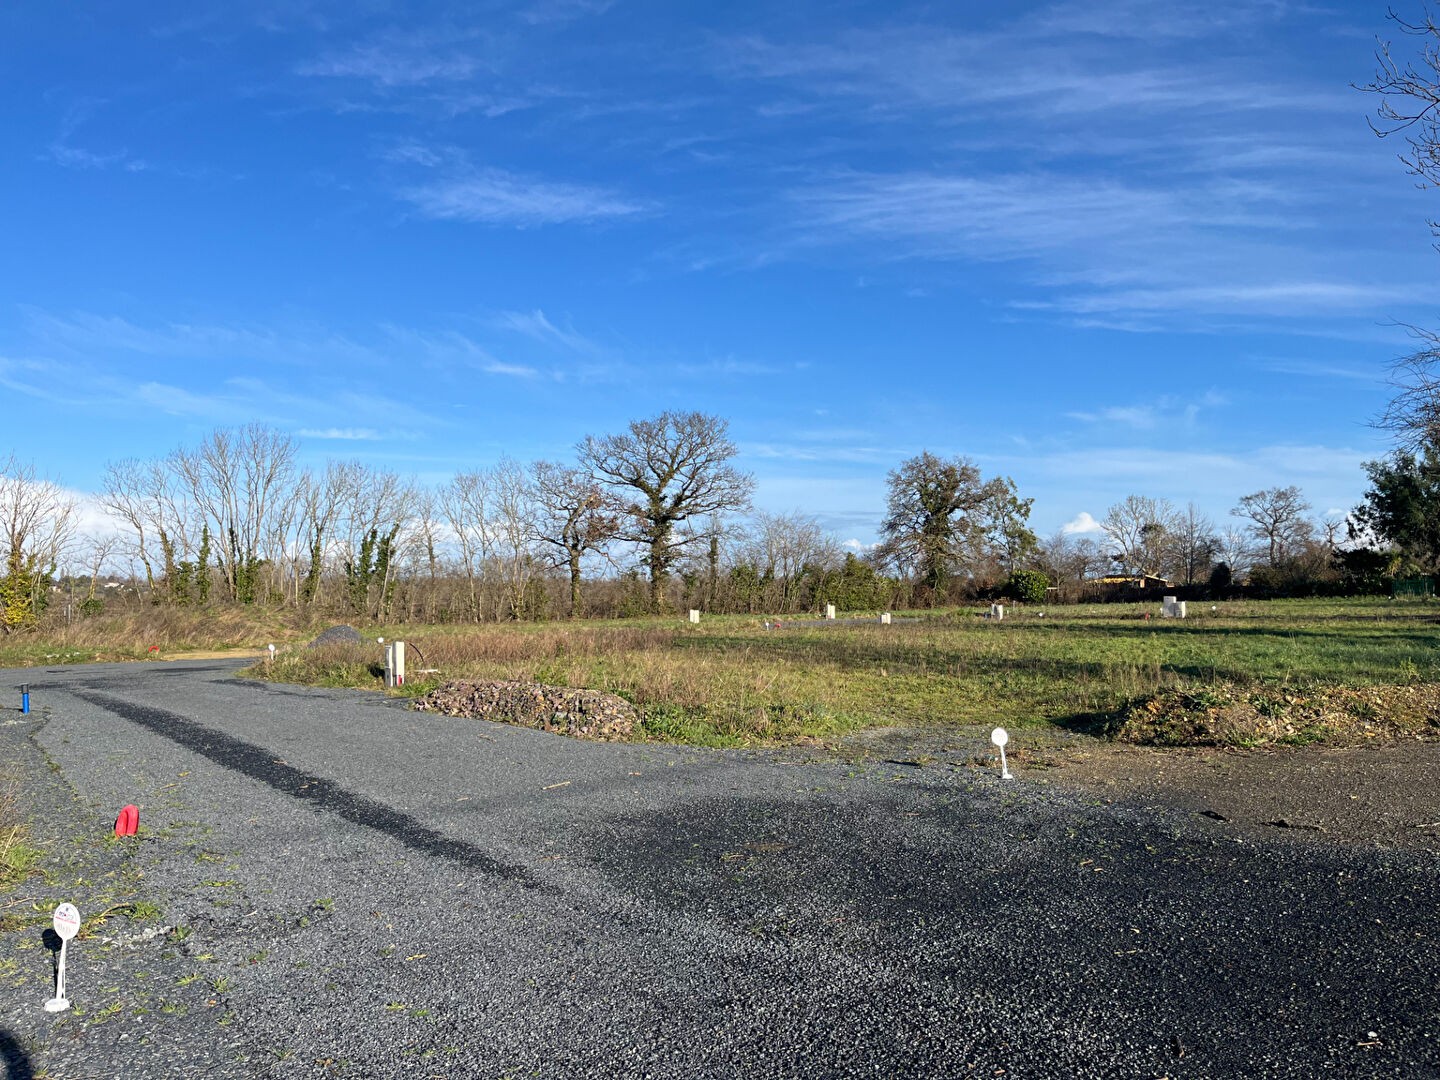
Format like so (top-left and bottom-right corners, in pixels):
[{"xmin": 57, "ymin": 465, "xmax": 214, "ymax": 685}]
[
  {"xmin": 212, "ymin": 975, "xmax": 234, "ymax": 993},
  {"xmin": 177, "ymin": 972, "xmax": 202, "ymax": 986}
]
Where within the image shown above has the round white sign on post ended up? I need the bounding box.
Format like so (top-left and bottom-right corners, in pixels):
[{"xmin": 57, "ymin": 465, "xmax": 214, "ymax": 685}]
[
  {"xmin": 45, "ymin": 903, "xmax": 80, "ymax": 1013},
  {"xmin": 990, "ymin": 727, "xmax": 1013, "ymax": 781},
  {"xmin": 52, "ymin": 903, "xmax": 80, "ymax": 941}
]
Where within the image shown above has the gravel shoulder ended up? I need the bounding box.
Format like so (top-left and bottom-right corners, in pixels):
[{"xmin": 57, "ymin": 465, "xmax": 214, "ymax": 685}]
[{"xmin": 0, "ymin": 661, "xmax": 1437, "ymax": 1079}]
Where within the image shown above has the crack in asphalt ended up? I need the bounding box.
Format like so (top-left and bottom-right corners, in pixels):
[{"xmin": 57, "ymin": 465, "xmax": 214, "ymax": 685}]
[{"xmin": 72, "ymin": 688, "xmax": 548, "ymax": 890}]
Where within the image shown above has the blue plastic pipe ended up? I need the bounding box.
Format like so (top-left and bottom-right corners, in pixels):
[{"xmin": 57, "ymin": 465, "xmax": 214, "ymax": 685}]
[{"xmin": 20, "ymin": 685, "xmax": 29, "ymax": 714}]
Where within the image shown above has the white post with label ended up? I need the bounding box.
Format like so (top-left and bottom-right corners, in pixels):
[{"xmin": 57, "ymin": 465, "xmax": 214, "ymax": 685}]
[
  {"xmin": 991, "ymin": 727, "xmax": 1013, "ymax": 781},
  {"xmin": 825, "ymin": 604, "xmax": 836, "ymax": 620},
  {"xmin": 45, "ymin": 902, "xmax": 80, "ymax": 1012},
  {"xmin": 385, "ymin": 641, "xmax": 406, "ymax": 688},
  {"xmin": 688, "ymin": 609, "xmax": 700, "ymax": 624},
  {"xmin": 880, "ymin": 612, "xmax": 891, "ymax": 625}
]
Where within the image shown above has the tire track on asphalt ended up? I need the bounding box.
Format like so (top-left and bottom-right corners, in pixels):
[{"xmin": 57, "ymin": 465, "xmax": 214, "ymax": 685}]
[{"xmin": 72, "ymin": 689, "xmax": 548, "ymax": 890}]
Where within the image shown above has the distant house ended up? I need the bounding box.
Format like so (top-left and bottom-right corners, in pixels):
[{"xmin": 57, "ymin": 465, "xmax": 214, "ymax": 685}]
[{"xmin": 1091, "ymin": 573, "xmax": 1176, "ymax": 590}]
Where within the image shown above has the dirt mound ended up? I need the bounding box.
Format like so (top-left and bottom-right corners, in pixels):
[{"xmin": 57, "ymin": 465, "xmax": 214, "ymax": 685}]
[
  {"xmin": 1114, "ymin": 681, "xmax": 1440, "ymax": 747},
  {"xmin": 413, "ymin": 680, "xmax": 637, "ymax": 740}
]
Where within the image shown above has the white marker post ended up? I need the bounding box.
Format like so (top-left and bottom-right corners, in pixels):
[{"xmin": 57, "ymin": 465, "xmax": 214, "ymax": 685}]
[
  {"xmin": 267, "ymin": 643, "xmax": 276, "ymax": 663},
  {"xmin": 45, "ymin": 902, "xmax": 80, "ymax": 1012},
  {"xmin": 991, "ymin": 727, "xmax": 1013, "ymax": 781}
]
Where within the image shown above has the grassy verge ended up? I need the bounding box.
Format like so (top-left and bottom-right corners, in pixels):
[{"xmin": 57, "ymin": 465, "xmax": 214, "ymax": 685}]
[
  {"xmin": 0, "ymin": 776, "xmax": 42, "ymax": 887},
  {"xmin": 0, "ymin": 607, "xmax": 319, "ymax": 667},
  {"xmin": 246, "ymin": 598, "xmax": 1440, "ymax": 747}
]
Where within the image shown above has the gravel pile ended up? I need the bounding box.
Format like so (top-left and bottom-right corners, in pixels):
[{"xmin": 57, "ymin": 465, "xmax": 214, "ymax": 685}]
[
  {"xmin": 413, "ymin": 679, "xmax": 637, "ymax": 739},
  {"xmin": 307, "ymin": 624, "xmax": 364, "ymax": 648}
]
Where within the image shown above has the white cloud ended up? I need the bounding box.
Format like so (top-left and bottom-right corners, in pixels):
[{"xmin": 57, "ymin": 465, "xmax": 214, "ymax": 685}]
[{"xmin": 1060, "ymin": 511, "xmax": 1103, "ymax": 534}]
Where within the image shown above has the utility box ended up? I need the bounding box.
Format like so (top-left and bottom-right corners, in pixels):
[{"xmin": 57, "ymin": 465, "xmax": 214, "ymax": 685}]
[
  {"xmin": 825, "ymin": 604, "xmax": 836, "ymax": 620},
  {"xmin": 688, "ymin": 609, "xmax": 700, "ymax": 624},
  {"xmin": 880, "ymin": 612, "xmax": 892, "ymax": 625},
  {"xmin": 385, "ymin": 640, "xmax": 406, "ymax": 688}
]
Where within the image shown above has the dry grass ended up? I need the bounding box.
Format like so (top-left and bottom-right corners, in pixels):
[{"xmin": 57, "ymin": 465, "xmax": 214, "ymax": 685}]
[
  {"xmin": 2, "ymin": 606, "xmax": 320, "ymax": 666},
  {"xmin": 248, "ymin": 598, "xmax": 1440, "ymax": 746},
  {"xmin": 0, "ymin": 777, "xmax": 41, "ymax": 886}
]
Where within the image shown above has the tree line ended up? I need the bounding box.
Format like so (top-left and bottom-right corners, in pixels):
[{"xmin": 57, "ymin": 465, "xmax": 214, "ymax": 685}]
[{"xmin": 0, "ymin": 406, "xmax": 1411, "ymax": 632}]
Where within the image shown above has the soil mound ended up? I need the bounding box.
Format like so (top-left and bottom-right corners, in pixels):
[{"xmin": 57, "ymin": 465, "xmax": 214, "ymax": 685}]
[
  {"xmin": 414, "ymin": 680, "xmax": 637, "ymax": 740},
  {"xmin": 1114, "ymin": 681, "xmax": 1440, "ymax": 747}
]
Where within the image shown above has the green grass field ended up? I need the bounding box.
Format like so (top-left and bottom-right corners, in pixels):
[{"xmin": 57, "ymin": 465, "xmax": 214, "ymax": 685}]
[{"xmin": 252, "ymin": 597, "xmax": 1440, "ymax": 746}]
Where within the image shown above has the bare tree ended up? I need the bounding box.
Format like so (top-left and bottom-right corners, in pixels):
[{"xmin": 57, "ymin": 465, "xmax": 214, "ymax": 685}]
[
  {"xmin": 1360, "ymin": 13, "xmax": 1440, "ymax": 448},
  {"xmin": 442, "ymin": 470, "xmax": 495, "ymax": 621},
  {"xmin": 741, "ymin": 510, "xmax": 841, "ymax": 613},
  {"xmin": 339, "ymin": 467, "xmax": 413, "ymax": 620},
  {"xmin": 530, "ymin": 460, "xmax": 619, "ymax": 618},
  {"xmin": 0, "ymin": 457, "xmax": 77, "ymax": 628},
  {"xmin": 1172, "ymin": 503, "xmax": 1218, "ymax": 585},
  {"xmin": 101, "ymin": 457, "xmax": 193, "ymax": 597},
  {"xmin": 1232, "ymin": 486, "xmax": 1312, "ymax": 567},
  {"xmin": 1101, "ymin": 495, "xmax": 1181, "ymax": 579},
  {"xmin": 1359, "ymin": 8, "xmax": 1440, "ymax": 190},
  {"xmin": 295, "ymin": 462, "xmax": 358, "ymax": 606},
  {"xmin": 1213, "ymin": 526, "xmax": 1254, "ymax": 581},
  {"xmin": 171, "ymin": 425, "xmax": 297, "ymax": 603},
  {"xmin": 79, "ymin": 533, "xmax": 121, "ymax": 601},
  {"xmin": 579, "ymin": 411, "xmax": 754, "ymax": 612},
  {"xmin": 491, "ymin": 458, "xmax": 538, "ymax": 620}
]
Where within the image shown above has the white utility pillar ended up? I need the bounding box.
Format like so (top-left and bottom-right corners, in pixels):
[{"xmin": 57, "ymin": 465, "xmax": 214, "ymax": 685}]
[{"xmin": 385, "ymin": 640, "xmax": 406, "ymax": 688}]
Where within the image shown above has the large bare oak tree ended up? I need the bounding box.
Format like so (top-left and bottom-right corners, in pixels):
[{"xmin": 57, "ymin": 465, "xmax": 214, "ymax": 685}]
[{"xmin": 579, "ymin": 411, "xmax": 754, "ymax": 612}]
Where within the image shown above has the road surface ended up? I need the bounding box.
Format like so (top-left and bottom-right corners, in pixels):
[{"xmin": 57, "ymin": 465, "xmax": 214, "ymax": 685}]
[{"xmin": 0, "ymin": 659, "xmax": 1436, "ymax": 1078}]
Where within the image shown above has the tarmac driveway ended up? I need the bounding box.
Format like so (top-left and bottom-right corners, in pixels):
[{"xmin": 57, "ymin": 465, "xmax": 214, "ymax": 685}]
[{"xmin": 0, "ymin": 659, "xmax": 1436, "ymax": 1078}]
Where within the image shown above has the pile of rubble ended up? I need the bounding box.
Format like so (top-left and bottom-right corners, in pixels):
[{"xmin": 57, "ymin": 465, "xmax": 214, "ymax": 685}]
[{"xmin": 413, "ymin": 680, "xmax": 637, "ymax": 740}]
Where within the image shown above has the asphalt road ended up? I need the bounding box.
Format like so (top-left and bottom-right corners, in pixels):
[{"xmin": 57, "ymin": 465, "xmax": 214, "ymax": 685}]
[{"xmin": 1, "ymin": 659, "xmax": 1437, "ymax": 1079}]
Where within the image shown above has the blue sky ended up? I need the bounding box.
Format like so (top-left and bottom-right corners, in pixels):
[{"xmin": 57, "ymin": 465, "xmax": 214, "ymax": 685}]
[{"xmin": 3, "ymin": 1, "xmax": 1435, "ymax": 545}]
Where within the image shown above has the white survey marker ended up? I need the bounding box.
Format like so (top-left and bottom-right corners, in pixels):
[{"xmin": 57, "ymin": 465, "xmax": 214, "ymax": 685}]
[
  {"xmin": 44, "ymin": 902, "xmax": 80, "ymax": 1012},
  {"xmin": 991, "ymin": 727, "xmax": 1014, "ymax": 781}
]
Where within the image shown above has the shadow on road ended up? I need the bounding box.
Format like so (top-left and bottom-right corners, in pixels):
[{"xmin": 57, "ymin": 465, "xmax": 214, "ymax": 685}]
[{"xmin": 1, "ymin": 1027, "xmax": 34, "ymax": 1080}]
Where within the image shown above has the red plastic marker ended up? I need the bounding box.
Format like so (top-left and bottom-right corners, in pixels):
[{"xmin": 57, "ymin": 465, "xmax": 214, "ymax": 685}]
[{"xmin": 114, "ymin": 804, "xmax": 139, "ymax": 837}]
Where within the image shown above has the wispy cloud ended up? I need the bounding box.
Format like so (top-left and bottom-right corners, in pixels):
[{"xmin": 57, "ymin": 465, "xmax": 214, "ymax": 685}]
[
  {"xmin": 400, "ymin": 167, "xmax": 647, "ymax": 226},
  {"xmin": 492, "ymin": 309, "xmax": 597, "ymax": 352},
  {"xmin": 46, "ymin": 143, "xmax": 148, "ymax": 172},
  {"xmin": 23, "ymin": 308, "xmax": 384, "ymax": 368},
  {"xmin": 297, "ymin": 31, "xmax": 492, "ymax": 87},
  {"xmin": 297, "ymin": 427, "xmax": 384, "ymax": 441},
  {"xmin": 518, "ymin": 0, "xmax": 615, "ymax": 26},
  {"xmin": 1067, "ymin": 393, "xmax": 1225, "ymax": 431}
]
